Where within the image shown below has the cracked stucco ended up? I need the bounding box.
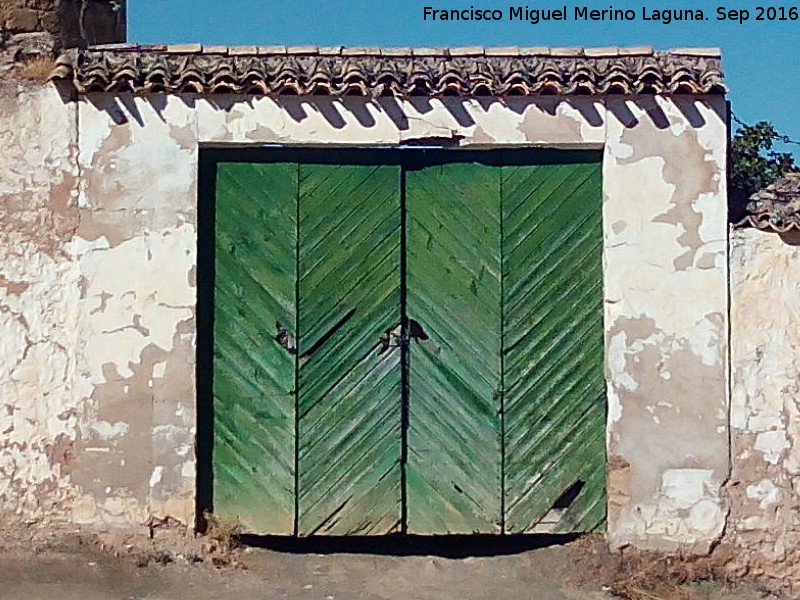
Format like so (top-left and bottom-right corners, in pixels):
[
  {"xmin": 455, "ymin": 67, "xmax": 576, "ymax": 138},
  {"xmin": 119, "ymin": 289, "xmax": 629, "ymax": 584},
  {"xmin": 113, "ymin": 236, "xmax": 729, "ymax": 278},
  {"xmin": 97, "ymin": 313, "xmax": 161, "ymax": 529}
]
[{"xmin": 1, "ymin": 87, "xmax": 728, "ymax": 552}]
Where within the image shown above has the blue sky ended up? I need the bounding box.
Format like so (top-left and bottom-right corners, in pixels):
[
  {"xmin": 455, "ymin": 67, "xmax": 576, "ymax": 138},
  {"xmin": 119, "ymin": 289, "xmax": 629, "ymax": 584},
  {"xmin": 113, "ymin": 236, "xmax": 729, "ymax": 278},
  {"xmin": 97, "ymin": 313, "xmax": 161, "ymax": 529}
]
[{"xmin": 130, "ymin": 0, "xmax": 800, "ymax": 157}]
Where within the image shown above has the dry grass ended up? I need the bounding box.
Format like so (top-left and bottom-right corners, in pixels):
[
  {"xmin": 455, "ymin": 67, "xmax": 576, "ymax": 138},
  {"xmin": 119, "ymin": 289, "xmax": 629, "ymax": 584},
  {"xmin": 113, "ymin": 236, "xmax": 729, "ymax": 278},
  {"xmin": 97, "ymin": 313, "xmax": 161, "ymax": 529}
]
[
  {"xmin": 201, "ymin": 512, "xmax": 248, "ymax": 568},
  {"xmin": 203, "ymin": 511, "xmax": 243, "ymax": 553},
  {"xmin": 94, "ymin": 514, "xmax": 248, "ymax": 570},
  {"xmin": 604, "ymin": 551, "xmax": 734, "ymax": 600},
  {"xmin": 15, "ymin": 56, "xmax": 57, "ymax": 81}
]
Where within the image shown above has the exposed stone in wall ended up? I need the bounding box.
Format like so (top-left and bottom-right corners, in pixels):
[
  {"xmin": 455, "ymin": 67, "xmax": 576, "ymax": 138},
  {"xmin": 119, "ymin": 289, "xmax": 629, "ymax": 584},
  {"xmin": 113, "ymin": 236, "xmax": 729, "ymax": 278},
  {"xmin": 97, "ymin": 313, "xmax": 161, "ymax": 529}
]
[
  {"xmin": 0, "ymin": 0, "xmax": 125, "ymax": 74},
  {"xmin": 1, "ymin": 0, "xmax": 125, "ymax": 43},
  {"xmin": 727, "ymin": 227, "xmax": 800, "ymax": 580}
]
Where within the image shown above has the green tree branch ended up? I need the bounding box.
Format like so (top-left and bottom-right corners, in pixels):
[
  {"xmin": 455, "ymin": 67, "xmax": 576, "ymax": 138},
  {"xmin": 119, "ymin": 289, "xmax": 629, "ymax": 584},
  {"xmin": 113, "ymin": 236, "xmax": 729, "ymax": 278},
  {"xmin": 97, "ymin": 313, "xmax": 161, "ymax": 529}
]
[{"xmin": 731, "ymin": 121, "xmax": 796, "ymax": 199}]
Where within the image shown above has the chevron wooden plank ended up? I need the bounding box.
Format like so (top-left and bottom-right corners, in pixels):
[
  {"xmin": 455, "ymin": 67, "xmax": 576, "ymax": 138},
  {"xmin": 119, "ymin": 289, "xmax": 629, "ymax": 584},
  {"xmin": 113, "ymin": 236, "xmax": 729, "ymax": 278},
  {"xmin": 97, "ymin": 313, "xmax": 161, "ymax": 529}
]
[
  {"xmin": 297, "ymin": 162, "xmax": 403, "ymax": 536},
  {"xmin": 502, "ymin": 155, "xmax": 606, "ymax": 534},
  {"xmin": 405, "ymin": 159, "xmax": 503, "ymax": 534},
  {"xmin": 213, "ymin": 161, "xmax": 297, "ymax": 535}
]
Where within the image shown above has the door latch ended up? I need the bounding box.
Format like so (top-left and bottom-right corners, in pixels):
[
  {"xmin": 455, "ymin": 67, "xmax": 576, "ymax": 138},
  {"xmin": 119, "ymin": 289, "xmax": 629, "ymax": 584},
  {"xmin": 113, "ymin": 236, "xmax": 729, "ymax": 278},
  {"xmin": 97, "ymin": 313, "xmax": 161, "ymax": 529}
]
[
  {"xmin": 378, "ymin": 319, "xmax": 431, "ymax": 354},
  {"xmin": 378, "ymin": 324, "xmax": 403, "ymax": 354}
]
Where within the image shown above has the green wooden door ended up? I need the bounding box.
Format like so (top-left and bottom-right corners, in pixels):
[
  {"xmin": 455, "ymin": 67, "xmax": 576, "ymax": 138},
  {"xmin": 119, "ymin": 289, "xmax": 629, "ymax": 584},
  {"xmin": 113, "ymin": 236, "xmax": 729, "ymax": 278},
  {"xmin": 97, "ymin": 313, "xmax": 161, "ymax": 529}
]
[
  {"xmin": 296, "ymin": 163, "xmax": 403, "ymax": 536},
  {"xmin": 502, "ymin": 158, "xmax": 606, "ymax": 533},
  {"xmin": 211, "ymin": 158, "xmax": 403, "ymax": 536},
  {"xmin": 405, "ymin": 160, "xmax": 503, "ymax": 534},
  {"xmin": 209, "ymin": 151, "xmax": 604, "ymax": 537},
  {"xmin": 403, "ymin": 153, "xmax": 604, "ymax": 534},
  {"xmin": 212, "ymin": 161, "xmax": 297, "ymax": 534}
]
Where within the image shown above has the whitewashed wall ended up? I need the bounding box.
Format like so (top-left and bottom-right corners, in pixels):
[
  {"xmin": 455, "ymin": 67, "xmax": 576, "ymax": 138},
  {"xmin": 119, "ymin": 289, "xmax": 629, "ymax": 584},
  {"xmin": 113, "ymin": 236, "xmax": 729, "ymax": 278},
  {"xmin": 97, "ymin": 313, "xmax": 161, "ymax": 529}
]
[{"xmin": 0, "ymin": 83, "xmax": 729, "ymax": 552}]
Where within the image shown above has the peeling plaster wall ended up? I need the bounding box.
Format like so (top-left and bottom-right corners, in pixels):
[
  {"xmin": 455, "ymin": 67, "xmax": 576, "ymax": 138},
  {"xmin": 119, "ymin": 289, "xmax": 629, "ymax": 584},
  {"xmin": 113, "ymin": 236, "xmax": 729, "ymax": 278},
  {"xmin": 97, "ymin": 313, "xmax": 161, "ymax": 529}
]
[
  {"xmin": 71, "ymin": 94, "xmax": 198, "ymax": 526},
  {"xmin": 0, "ymin": 81, "xmax": 81, "ymax": 519},
  {"xmin": 727, "ymin": 228, "xmax": 800, "ymax": 578},
  {"xmin": 603, "ymin": 96, "xmax": 729, "ymax": 554},
  {"xmin": 1, "ymin": 87, "xmax": 729, "ymax": 551},
  {"xmin": 0, "ymin": 83, "xmax": 197, "ymax": 527}
]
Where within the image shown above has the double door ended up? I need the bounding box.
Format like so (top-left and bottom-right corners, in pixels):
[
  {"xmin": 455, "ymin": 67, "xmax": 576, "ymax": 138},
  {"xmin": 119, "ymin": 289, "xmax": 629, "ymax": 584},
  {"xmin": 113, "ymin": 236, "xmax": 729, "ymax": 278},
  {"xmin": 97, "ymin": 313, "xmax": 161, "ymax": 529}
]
[{"xmin": 208, "ymin": 149, "xmax": 605, "ymax": 536}]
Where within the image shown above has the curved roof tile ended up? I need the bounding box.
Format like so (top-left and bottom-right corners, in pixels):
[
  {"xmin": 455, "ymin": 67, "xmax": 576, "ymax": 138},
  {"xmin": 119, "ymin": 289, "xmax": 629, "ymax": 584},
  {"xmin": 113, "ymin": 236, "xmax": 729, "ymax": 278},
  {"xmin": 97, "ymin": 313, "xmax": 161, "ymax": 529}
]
[{"xmin": 51, "ymin": 45, "xmax": 726, "ymax": 97}]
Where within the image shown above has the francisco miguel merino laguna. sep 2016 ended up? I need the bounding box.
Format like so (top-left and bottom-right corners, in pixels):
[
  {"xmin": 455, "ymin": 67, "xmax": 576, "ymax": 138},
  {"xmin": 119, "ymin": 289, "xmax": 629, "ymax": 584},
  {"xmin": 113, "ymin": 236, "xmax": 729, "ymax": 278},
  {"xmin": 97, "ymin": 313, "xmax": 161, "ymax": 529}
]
[{"xmin": 422, "ymin": 6, "xmax": 709, "ymax": 24}]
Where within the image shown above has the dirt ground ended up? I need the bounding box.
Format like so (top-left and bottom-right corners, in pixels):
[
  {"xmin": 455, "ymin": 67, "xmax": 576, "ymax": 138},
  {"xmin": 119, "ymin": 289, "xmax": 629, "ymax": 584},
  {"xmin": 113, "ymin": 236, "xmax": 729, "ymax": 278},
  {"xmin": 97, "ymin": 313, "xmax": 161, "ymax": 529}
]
[{"xmin": 0, "ymin": 519, "xmax": 783, "ymax": 600}]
